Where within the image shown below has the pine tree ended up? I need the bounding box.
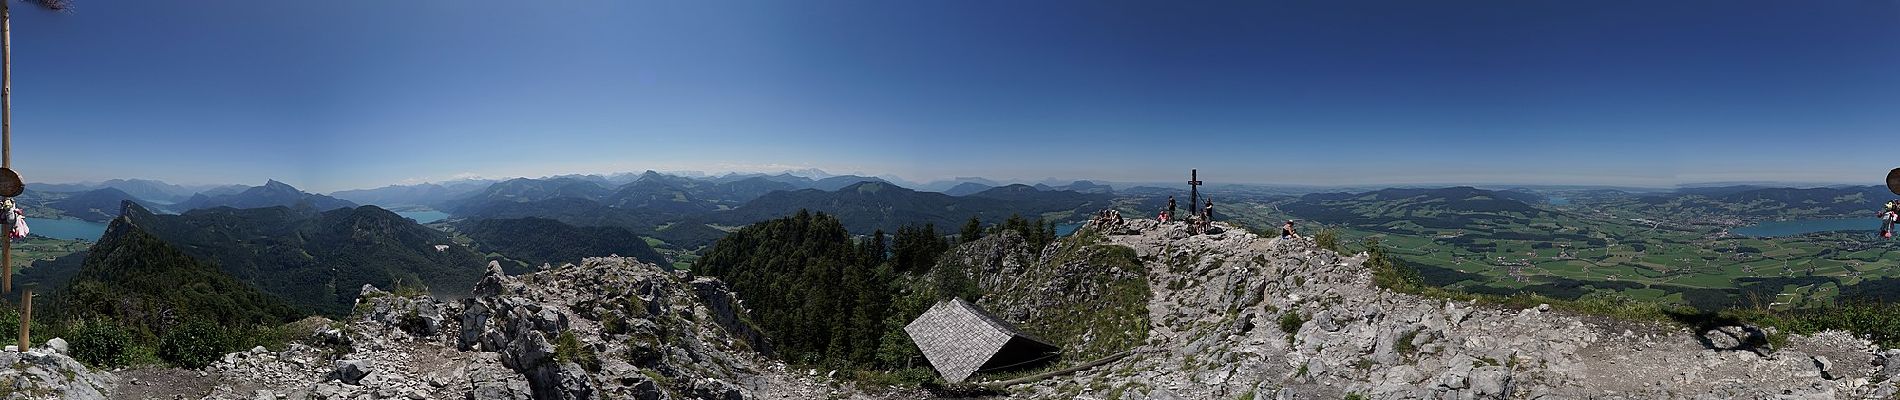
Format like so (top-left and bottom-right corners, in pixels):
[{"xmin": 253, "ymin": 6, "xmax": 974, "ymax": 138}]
[{"xmin": 960, "ymin": 216, "xmax": 983, "ymax": 244}]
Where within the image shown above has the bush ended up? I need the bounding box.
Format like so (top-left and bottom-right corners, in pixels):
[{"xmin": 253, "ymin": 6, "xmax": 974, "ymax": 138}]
[
  {"xmin": 1278, "ymin": 312, "xmax": 1306, "ymax": 336},
  {"xmin": 69, "ymin": 320, "xmax": 136, "ymax": 368},
  {"xmin": 159, "ymin": 320, "xmax": 230, "ymax": 369},
  {"xmin": 1314, "ymin": 229, "xmax": 1340, "ymax": 253},
  {"xmin": 1364, "ymin": 238, "xmax": 1423, "ymax": 292},
  {"xmin": 552, "ymin": 330, "xmax": 599, "ymax": 372}
]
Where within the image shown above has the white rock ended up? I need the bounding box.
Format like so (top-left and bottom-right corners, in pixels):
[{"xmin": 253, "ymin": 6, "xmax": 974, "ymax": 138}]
[{"xmin": 44, "ymin": 338, "xmax": 67, "ymax": 354}]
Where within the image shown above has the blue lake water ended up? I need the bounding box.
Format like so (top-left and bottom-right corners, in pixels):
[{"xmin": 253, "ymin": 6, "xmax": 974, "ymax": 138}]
[
  {"xmin": 1547, "ymin": 196, "xmax": 1571, "ymax": 206},
  {"xmin": 1732, "ymin": 218, "xmax": 1876, "ymax": 237},
  {"xmin": 32, "ymin": 218, "xmax": 109, "ymax": 241},
  {"xmin": 395, "ymin": 210, "xmax": 450, "ymax": 224},
  {"xmin": 1056, "ymin": 222, "xmax": 1083, "ymax": 236}
]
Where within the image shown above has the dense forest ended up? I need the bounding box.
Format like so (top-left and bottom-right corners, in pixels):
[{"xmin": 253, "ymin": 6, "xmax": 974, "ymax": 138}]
[
  {"xmin": 459, "ymin": 217, "xmax": 668, "ymax": 269},
  {"xmin": 39, "ymin": 218, "xmax": 305, "ymax": 369},
  {"xmin": 694, "ymin": 210, "xmax": 1061, "ymax": 371},
  {"xmin": 121, "ymin": 202, "xmax": 487, "ymax": 315}
]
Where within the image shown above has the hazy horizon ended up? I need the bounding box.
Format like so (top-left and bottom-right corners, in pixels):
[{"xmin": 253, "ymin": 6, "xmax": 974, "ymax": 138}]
[{"xmin": 8, "ymin": 1, "xmax": 1897, "ymax": 193}]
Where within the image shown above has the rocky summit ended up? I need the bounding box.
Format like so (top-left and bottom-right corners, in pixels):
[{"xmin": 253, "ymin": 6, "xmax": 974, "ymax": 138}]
[
  {"xmin": 96, "ymin": 257, "xmax": 889, "ymax": 400},
  {"xmin": 1003, "ymin": 219, "xmax": 1899, "ymax": 399},
  {"xmin": 9, "ymin": 218, "xmax": 1899, "ymax": 399}
]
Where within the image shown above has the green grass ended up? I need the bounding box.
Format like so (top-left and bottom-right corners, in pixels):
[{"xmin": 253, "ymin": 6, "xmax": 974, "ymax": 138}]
[{"xmin": 1395, "ymin": 328, "xmax": 1420, "ymax": 356}]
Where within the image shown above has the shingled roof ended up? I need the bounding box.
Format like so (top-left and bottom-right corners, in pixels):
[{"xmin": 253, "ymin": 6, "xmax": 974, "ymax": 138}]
[{"xmin": 903, "ymin": 298, "xmax": 1061, "ymax": 383}]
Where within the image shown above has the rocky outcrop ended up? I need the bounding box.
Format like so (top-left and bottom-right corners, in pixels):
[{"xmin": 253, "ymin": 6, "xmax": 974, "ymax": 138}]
[
  {"xmin": 159, "ymin": 257, "xmax": 853, "ymax": 399},
  {"xmin": 1004, "ymin": 220, "xmax": 1900, "ymax": 399},
  {"xmin": 0, "ymin": 348, "xmax": 114, "ymax": 400}
]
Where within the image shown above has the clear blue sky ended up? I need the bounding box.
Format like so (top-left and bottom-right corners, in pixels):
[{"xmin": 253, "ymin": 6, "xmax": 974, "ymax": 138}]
[{"xmin": 8, "ymin": 0, "xmax": 1898, "ymax": 192}]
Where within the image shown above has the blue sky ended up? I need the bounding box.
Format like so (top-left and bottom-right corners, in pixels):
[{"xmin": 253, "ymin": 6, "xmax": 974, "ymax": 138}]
[{"xmin": 8, "ymin": 0, "xmax": 1898, "ymax": 192}]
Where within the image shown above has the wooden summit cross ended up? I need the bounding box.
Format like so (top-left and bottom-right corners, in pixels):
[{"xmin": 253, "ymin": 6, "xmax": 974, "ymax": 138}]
[{"xmin": 1188, "ymin": 169, "xmax": 1202, "ymax": 213}]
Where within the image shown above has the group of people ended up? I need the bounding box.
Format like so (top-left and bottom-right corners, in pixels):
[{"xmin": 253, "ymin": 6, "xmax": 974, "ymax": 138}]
[
  {"xmin": 1162, "ymin": 196, "xmax": 1215, "ymax": 223},
  {"xmin": 1093, "ymin": 208, "xmax": 1126, "ymax": 225},
  {"xmin": 1156, "ymin": 195, "xmax": 1305, "ymax": 240}
]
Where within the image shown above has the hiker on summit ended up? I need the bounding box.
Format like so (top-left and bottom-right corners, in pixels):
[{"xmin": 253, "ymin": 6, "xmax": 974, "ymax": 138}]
[
  {"xmin": 1167, "ymin": 196, "xmax": 1177, "ymax": 222},
  {"xmin": 1281, "ymin": 220, "xmax": 1302, "ymax": 240},
  {"xmin": 1203, "ymin": 199, "xmax": 1214, "ymax": 221}
]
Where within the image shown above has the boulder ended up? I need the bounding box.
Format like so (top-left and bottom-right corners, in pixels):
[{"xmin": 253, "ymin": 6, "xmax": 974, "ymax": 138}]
[
  {"xmin": 473, "ymin": 261, "xmax": 521, "ymax": 296},
  {"xmin": 1702, "ymin": 325, "xmax": 1768, "ymax": 351},
  {"xmin": 467, "ymin": 354, "xmax": 533, "ymax": 400},
  {"xmin": 1468, "ymin": 366, "xmax": 1512, "ymax": 398},
  {"xmin": 529, "ymin": 361, "xmax": 597, "ymax": 400},
  {"xmin": 45, "ymin": 337, "xmax": 68, "ymax": 355},
  {"xmin": 1880, "ymin": 349, "xmax": 1900, "ymax": 380},
  {"xmin": 503, "ymin": 330, "xmax": 555, "ymax": 371},
  {"xmin": 334, "ymin": 359, "xmax": 372, "ymax": 385}
]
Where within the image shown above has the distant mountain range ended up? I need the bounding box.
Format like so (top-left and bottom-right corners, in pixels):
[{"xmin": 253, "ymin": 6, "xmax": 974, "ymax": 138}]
[
  {"xmin": 16, "ymin": 187, "xmax": 161, "ymax": 222},
  {"xmin": 33, "ymin": 178, "xmax": 246, "ymax": 204},
  {"xmin": 1622, "ymin": 185, "xmax": 1892, "ymax": 218},
  {"xmin": 705, "ymin": 181, "xmax": 1112, "ymax": 234},
  {"xmin": 1282, "ymin": 186, "xmax": 1554, "ymax": 231},
  {"xmin": 174, "ymin": 180, "xmax": 358, "ymax": 212},
  {"xmin": 329, "ymin": 179, "xmax": 495, "ymax": 208},
  {"xmin": 942, "ymin": 182, "xmax": 993, "ymax": 196}
]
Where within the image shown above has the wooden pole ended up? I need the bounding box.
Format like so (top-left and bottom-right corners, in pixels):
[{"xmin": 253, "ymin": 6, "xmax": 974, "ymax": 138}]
[
  {"xmin": 17, "ymin": 288, "xmax": 29, "ymax": 352},
  {"xmin": 2, "ymin": 1, "xmax": 12, "ymax": 295}
]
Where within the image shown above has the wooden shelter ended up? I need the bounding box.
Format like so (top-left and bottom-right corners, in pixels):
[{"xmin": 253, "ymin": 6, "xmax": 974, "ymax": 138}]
[{"xmin": 903, "ymin": 298, "xmax": 1060, "ymax": 383}]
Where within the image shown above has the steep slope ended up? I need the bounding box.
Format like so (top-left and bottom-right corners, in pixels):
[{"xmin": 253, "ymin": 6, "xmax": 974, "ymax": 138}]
[
  {"xmin": 118, "ymin": 201, "xmax": 486, "ymax": 315},
  {"xmin": 932, "ymin": 230, "xmax": 1152, "ymax": 363},
  {"xmin": 996, "ymin": 220, "xmax": 1897, "ymax": 399},
  {"xmin": 175, "ymin": 180, "xmax": 357, "ymax": 212},
  {"xmin": 458, "ymin": 217, "xmax": 667, "ymax": 268}
]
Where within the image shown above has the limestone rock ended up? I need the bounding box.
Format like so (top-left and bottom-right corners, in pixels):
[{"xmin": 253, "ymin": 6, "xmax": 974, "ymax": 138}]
[{"xmin": 333, "ymin": 359, "xmax": 371, "ymax": 385}]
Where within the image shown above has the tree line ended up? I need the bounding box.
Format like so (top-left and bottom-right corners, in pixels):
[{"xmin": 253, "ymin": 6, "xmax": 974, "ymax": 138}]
[{"xmin": 694, "ymin": 209, "xmax": 1063, "ymax": 371}]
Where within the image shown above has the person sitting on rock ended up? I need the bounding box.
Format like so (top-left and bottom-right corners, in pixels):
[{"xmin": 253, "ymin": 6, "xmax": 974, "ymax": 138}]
[
  {"xmin": 1155, "ymin": 196, "xmax": 1170, "ymax": 221},
  {"xmin": 1281, "ymin": 220, "xmax": 1303, "ymax": 240}
]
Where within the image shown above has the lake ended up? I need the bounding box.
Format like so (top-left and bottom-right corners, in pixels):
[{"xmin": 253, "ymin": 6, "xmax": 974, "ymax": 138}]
[
  {"xmin": 1731, "ymin": 218, "xmax": 1876, "ymax": 238},
  {"xmin": 32, "ymin": 218, "xmax": 109, "ymax": 241},
  {"xmin": 1056, "ymin": 222, "xmax": 1083, "ymax": 236},
  {"xmin": 395, "ymin": 210, "xmax": 450, "ymax": 224},
  {"xmin": 1547, "ymin": 196, "xmax": 1571, "ymax": 206}
]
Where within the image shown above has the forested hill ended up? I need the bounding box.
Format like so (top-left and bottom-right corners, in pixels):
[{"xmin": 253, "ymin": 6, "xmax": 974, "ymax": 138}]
[
  {"xmin": 117, "ymin": 201, "xmax": 485, "ymax": 315},
  {"xmin": 49, "ymin": 214, "xmax": 303, "ymax": 335},
  {"xmin": 457, "ymin": 217, "xmax": 667, "ymax": 270}
]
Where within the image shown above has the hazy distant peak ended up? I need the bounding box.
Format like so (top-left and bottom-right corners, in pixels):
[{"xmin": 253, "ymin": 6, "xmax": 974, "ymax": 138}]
[{"xmin": 784, "ymin": 168, "xmax": 833, "ymax": 179}]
